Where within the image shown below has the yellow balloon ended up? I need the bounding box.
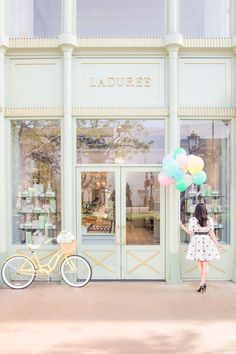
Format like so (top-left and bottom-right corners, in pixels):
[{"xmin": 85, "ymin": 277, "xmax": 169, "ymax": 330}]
[{"xmin": 187, "ymin": 156, "xmax": 204, "ymax": 175}]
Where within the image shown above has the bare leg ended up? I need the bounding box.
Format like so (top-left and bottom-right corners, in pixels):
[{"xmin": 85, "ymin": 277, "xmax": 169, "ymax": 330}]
[
  {"xmin": 197, "ymin": 261, "xmax": 203, "ymax": 286},
  {"xmin": 201, "ymin": 261, "xmax": 208, "ymax": 286}
]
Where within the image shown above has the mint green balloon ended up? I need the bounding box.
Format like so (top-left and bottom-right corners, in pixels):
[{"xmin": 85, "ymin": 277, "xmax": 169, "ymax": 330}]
[
  {"xmin": 173, "ymin": 147, "xmax": 187, "ymax": 159},
  {"xmin": 192, "ymin": 171, "xmax": 207, "ymax": 185},
  {"xmin": 175, "ymin": 178, "xmax": 188, "ymax": 192}
]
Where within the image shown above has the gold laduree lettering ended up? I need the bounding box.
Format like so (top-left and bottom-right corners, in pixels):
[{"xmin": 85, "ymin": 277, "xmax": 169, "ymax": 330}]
[{"xmin": 89, "ymin": 76, "xmax": 152, "ymax": 88}]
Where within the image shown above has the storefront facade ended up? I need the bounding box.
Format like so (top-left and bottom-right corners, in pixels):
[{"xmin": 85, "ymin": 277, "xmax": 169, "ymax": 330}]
[{"xmin": 0, "ymin": 0, "xmax": 236, "ymax": 283}]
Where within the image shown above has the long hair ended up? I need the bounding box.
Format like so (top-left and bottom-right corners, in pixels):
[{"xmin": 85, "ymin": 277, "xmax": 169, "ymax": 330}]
[{"xmin": 194, "ymin": 203, "xmax": 208, "ymax": 227}]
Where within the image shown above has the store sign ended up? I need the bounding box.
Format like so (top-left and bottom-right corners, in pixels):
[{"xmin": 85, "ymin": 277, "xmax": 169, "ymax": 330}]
[
  {"xmin": 89, "ymin": 76, "xmax": 152, "ymax": 88},
  {"xmin": 73, "ymin": 59, "xmax": 165, "ymax": 106}
]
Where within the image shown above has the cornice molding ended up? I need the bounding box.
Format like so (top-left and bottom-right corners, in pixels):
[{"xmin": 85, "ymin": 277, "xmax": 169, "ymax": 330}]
[
  {"xmin": 182, "ymin": 37, "xmax": 232, "ymax": 48},
  {"xmin": 77, "ymin": 37, "xmax": 164, "ymax": 48},
  {"xmin": 6, "ymin": 36, "xmax": 235, "ymax": 50},
  {"xmin": 178, "ymin": 107, "xmax": 236, "ymax": 117},
  {"xmin": 72, "ymin": 106, "xmax": 169, "ymax": 117},
  {"xmin": 5, "ymin": 107, "xmax": 63, "ymax": 117},
  {"xmin": 8, "ymin": 38, "xmax": 58, "ymax": 48}
]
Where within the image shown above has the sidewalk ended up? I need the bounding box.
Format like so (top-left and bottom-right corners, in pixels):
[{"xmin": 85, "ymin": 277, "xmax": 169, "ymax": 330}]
[{"xmin": 0, "ymin": 281, "xmax": 236, "ymax": 354}]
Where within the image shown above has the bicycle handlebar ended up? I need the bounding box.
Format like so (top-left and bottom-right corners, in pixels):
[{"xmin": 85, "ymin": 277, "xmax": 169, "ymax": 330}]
[{"xmin": 45, "ymin": 238, "xmax": 57, "ymax": 244}]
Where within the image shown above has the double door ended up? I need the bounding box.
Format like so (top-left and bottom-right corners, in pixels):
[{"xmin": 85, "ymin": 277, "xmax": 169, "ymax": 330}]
[{"xmin": 76, "ymin": 166, "xmax": 165, "ymax": 279}]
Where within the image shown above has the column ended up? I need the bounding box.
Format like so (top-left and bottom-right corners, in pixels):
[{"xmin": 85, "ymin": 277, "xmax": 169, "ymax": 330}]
[
  {"xmin": 232, "ymin": 0, "xmax": 236, "ymax": 283},
  {"xmin": 0, "ymin": 48, "xmax": 7, "ymax": 255},
  {"xmin": 62, "ymin": 47, "xmax": 74, "ymax": 233},
  {"xmin": 164, "ymin": 0, "xmax": 182, "ymax": 283}
]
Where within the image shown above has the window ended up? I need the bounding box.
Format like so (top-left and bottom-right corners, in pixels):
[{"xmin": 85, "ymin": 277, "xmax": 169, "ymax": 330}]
[
  {"xmin": 179, "ymin": 0, "xmax": 230, "ymax": 37},
  {"xmin": 180, "ymin": 120, "xmax": 230, "ymax": 244},
  {"xmin": 11, "ymin": 120, "xmax": 61, "ymax": 245},
  {"xmin": 76, "ymin": 0, "xmax": 165, "ymax": 37},
  {"xmin": 76, "ymin": 119, "xmax": 165, "ymax": 164},
  {"xmin": 10, "ymin": 0, "xmax": 61, "ymax": 38}
]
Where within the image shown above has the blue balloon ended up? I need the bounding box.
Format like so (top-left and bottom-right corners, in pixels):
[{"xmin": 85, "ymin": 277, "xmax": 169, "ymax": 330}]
[
  {"xmin": 173, "ymin": 168, "xmax": 185, "ymax": 180},
  {"xmin": 192, "ymin": 171, "xmax": 207, "ymax": 185},
  {"xmin": 163, "ymin": 159, "xmax": 180, "ymax": 178}
]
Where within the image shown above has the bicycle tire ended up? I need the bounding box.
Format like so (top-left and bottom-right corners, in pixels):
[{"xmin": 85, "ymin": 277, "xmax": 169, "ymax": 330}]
[
  {"xmin": 60, "ymin": 255, "xmax": 92, "ymax": 288},
  {"xmin": 1, "ymin": 256, "xmax": 35, "ymax": 290}
]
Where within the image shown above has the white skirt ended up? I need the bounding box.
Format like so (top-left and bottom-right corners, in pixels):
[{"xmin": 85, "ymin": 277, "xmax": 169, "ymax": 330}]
[{"xmin": 186, "ymin": 233, "xmax": 220, "ymax": 261}]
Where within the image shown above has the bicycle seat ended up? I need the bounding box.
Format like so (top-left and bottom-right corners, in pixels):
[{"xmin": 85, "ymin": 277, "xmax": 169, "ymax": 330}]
[{"xmin": 27, "ymin": 244, "xmax": 41, "ymax": 251}]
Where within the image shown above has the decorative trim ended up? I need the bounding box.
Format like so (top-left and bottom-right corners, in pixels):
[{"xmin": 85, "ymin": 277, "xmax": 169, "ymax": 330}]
[
  {"xmin": 77, "ymin": 37, "xmax": 164, "ymax": 48},
  {"xmin": 178, "ymin": 107, "xmax": 236, "ymax": 117},
  {"xmin": 183, "ymin": 37, "xmax": 232, "ymax": 48},
  {"xmin": 8, "ymin": 38, "xmax": 58, "ymax": 48},
  {"xmin": 72, "ymin": 106, "xmax": 168, "ymax": 117},
  {"xmin": 5, "ymin": 107, "xmax": 63, "ymax": 117}
]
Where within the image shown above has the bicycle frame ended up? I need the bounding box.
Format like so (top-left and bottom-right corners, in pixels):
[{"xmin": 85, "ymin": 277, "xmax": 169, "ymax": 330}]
[{"xmin": 12, "ymin": 248, "xmax": 72, "ymax": 278}]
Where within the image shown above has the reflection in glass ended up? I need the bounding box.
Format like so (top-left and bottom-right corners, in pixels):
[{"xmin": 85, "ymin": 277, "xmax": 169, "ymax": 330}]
[
  {"xmin": 11, "ymin": 120, "xmax": 61, "ymax": 245},
  {"xmin": 179, "ymin": 0, "xmax": 230, "ymax": 37},
  {"xmin": 126, "ymin": 172, "xmax": 160, "ymax": 245},
  {"xmin": 180, "ymin": 120, "xmax": 230, "ymax": 244},
  {"xmin": 77, "ymin": 0, "xmax": 165, "ymax": 37},
  {"xmin": 81, "ymin": 172, "xmax": 115, "ymax": 236},
  {"xmin": 77, "ymin": 119, "xmax": 165, "ymax": 164},
  {"xmin": 10, "ymin": 0, "xmax": 61, "ymax": 38}
]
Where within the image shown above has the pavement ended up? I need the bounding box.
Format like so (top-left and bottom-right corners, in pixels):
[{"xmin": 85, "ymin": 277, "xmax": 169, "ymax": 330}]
[{"xmin": 0, "ymin": 281, "xmax": 236, "ymax": 354}]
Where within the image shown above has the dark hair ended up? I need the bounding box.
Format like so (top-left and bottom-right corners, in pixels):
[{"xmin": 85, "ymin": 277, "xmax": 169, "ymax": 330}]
[{"xmin": 194, "ymin": 203, "xmax": 208, "ymax": 227}]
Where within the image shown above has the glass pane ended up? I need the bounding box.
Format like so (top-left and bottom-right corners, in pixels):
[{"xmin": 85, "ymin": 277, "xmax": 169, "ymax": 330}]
[
  {"xmin": 11, "ymin": 120, "xmax": 61, "ymax": 245},
  {"xmin": 179, "ymin": 0, "xmax": 230, "ymax": 37},
  {"xmin": 76, "ymin": 0, "xmax": 165, "ymax": 37},
  {"xmin": 126, "ymin": 172, "xmax": 160, "ymax": 245},
  {"xmin": 180, "ymin": 120, "xmax": 230, "ymax": 244},
  {"xmin": 81, "ymin": 171, "xmax": 116, "ymax": 245},
  {"xmin": 77, "ymin": 119, "xmax": 165, "ymax": 164},
  {"xmin": 10, "ymin": 0, "xmax": 61, "ymax": 38}
]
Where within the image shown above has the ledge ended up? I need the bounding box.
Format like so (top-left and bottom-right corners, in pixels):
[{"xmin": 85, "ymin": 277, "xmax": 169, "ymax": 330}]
[
  {"xmin": 72, "ymin": 106, "xmax": 169, "ymax": 117},
  {"xmin": 178, "ymin": 107, "xmax": 236, "ymax": 117},
  {"xmin": 182, "ymin": 37, "xmax": 232, "ymax": 48},
  {"xmin": 8, "ymin": 38, "xmax": 58, "ymax": 48},
  {"xmin": 5, "ymin": 107, "xmax": 63, "ymax": 117}
]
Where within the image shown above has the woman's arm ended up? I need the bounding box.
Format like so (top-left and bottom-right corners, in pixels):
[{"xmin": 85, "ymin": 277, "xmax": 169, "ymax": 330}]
[
  {"xmin": 209, "ymin": 230, "xmax": 224, "ymax": 249},
  {"xmin": 179, "ymin": 222, "xmax": 194, "ymax": 236}
]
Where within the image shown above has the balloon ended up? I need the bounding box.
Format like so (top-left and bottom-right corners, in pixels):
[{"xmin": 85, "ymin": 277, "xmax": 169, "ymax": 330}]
[
  {"xmin": 185, "ymin": 173, "xmax": 192, "ymax": 186},
  {"xmin": 175, "ymin": 177, "xmax": 189, "ymax": 192},
  {"xmin": 192, "ymin": 171, "xmax": 207, "ymax": 185},
  {"xmin": 163, "ymin": 158, "xmax": 180, "ymax": 177},
  {"xmin": 158, "ymin": 171, "xmax": 175, "ymax": 186},
  {"xmin": 187, "ymin": 155, "xmax": 204, "ymax": 175},
  {"xmin": 176, "ymin": 153, "xmax": 188, "ymax": 169},
  {"xmin": 173, "ymin": 168, "xmax": 184, "ymax": 180},
  {"xmin": 162, "ymin": 154, "xmax": 173, "ymax": 166},
  {"xmin": 173, "ymin": 148, "xmax": 187, "ymax": 159}
]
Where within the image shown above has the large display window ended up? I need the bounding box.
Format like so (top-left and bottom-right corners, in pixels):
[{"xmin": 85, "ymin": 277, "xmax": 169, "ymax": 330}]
[
  {"xmin": 10, "ymin": 0, "xmax": 61, "ymax": 38},
  {"xmin": 179, "ymin": 0, "xmax": 230, "ymax": 37},
  {"xmin": 76, "ymin": 119, "xmax": 165, "ymax": 165},
  {"xmin": 180, "ymin": 120, "xmax": 230, "ymax": 244},
  {"xmin": 11, "ymin": 120, "xmax": 61, "ymax": 245},
  {"xmin": 76, "ymin": 0, "xmax": 165, "ymax": 37}
]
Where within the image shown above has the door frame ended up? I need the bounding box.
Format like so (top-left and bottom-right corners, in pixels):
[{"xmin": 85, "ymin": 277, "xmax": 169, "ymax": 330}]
[{"xmin": 76, "ymin": 164, "xmax": 165, "ymax": 280}]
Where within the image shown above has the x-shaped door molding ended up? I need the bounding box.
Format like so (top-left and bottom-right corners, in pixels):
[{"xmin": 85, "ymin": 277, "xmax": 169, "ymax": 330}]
[
  {"xmin": 127, "ymin": 251, "xmax": 160, "ymax": 274},
  {"xmin": 83, "ymin": 250, "xmax": 116, "ymax": 274}
]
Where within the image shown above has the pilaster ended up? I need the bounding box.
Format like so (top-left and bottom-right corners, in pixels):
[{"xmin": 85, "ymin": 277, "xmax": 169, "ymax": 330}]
[
  {"xmin": 0, "ymin": 46, "xmax": 7, "ymax": 254},
  {"xmin": 166, "ymin": 43, "xmax": 182, "ymax": 283}
]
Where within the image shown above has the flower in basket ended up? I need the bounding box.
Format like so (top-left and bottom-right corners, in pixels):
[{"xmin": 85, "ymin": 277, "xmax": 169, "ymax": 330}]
[{"xmin": 57, "ymin": 230, "xmax": 76, "ymax": 244}]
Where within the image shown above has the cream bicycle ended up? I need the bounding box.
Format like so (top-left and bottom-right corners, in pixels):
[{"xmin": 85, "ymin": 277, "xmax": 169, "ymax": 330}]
[{"xmin": 1, "ymin": 238, "xmax": 92, "ymax": 289}]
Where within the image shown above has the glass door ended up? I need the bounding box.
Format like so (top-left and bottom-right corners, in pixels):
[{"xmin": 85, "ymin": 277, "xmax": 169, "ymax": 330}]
[
  {"xmin": 121, "ymin": 167, "xmax": 165, "ymax": 279},
  {"xmin": 77, "ymin": 166, "xmax": 121, "ymax": 279}
]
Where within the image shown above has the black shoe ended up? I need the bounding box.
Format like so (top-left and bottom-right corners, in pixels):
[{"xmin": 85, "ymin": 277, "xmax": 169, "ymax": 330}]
[
  {"xmin": 197, "ymin": 285, "xmax": 205, "ymax": 293},
  {"xmin": 203, "ymin": 284, "xmax": 207, "ymax": 292}
]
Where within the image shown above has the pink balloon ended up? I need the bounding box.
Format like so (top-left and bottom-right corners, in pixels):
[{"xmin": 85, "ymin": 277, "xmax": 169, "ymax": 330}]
[
  {"xmin": 158, "ymin": 171, "xmax": 175, "ymax": 186},
  {"xmin": 176, "ymin": 154, "xmax": 188, "ymax": 169},
  {"xmin": 185, "ymin": 173, "xmax": 192, "ymax": 186}
]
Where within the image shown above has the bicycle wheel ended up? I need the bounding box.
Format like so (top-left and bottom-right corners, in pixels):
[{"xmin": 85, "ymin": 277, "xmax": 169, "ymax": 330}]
[
  {"xmin": 1, "ymin": 256, "xmax": 35, "ymax": 289},
  {"xmin": 60, "ymin": 255, "xmax": 92, "ymax": 287}
]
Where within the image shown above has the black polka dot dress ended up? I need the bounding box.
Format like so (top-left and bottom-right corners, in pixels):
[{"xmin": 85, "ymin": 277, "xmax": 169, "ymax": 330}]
[{"xmin": 186, "ymin": 217, "xmax": 220, "ymax": 261}]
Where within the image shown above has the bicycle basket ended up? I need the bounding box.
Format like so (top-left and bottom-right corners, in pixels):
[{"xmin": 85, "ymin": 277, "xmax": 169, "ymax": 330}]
[{"xmin": 60, "ymin": 240, "xmax": 77, "ymax": 254}]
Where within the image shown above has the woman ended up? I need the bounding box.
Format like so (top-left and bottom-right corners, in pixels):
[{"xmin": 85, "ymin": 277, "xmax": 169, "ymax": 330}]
[{"xmin": 180, "ymin": 203, "xmax": 223, "ymax": 293}]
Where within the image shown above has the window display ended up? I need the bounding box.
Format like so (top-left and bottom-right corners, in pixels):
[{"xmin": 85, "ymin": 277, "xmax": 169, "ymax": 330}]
[
  {"xmin": 180, "ymin": 120, "xmax": 230, "ymax": 244},
  {"xmin": 12, "ymin": 120, "xmax": 61, "ymax": 245}
]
